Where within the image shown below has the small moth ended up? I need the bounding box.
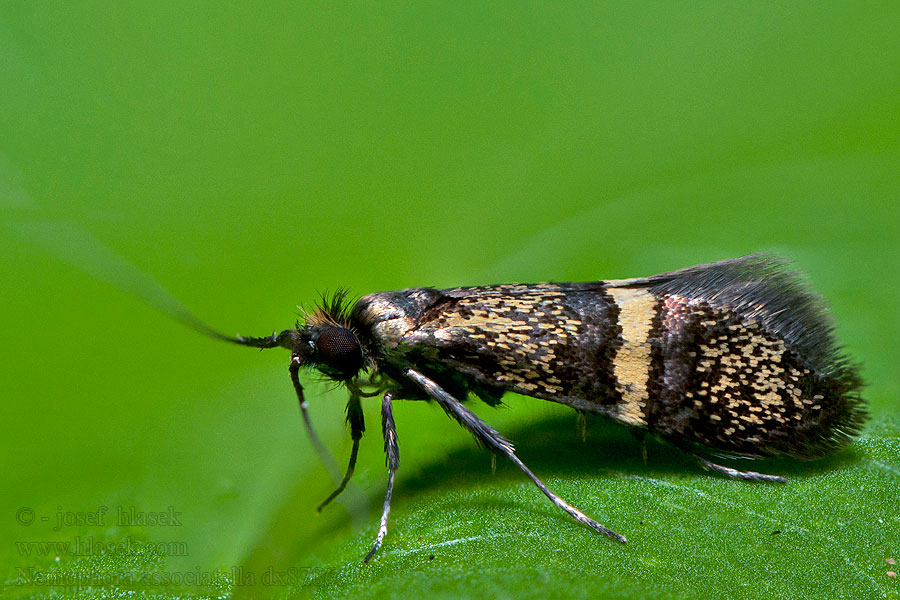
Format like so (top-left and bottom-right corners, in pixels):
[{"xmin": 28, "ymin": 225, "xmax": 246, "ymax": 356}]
[{"xmin": 206, "ymin": 254, "xmax": 865, "ymax": 561}]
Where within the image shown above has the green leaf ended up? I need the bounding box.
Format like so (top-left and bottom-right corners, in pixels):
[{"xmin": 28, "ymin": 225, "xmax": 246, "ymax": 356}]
[{"xmin": 249, "ymin": 409, "xmax": 900, "ymax": 600}]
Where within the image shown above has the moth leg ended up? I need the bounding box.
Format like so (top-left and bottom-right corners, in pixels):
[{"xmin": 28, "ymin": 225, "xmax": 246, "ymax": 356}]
[
  {"xmin": 363, "ymin": 390, "xmax": 399, "ymax": 563},
  {"xmin": 576, "ymin": 411, "xmax": 587, "ymax": 442},
  {"xmin": 317, "ymin": 395, "xmax": 365, "ymax": 513},
  {"xmin": 692, "ymin": 454, "xmax": 787, "ymax": 483},
  {"xmin": 289, "ymin": 355, "xmax": 341, "ymax": 480},
  {"xmin": 405, "ymin": 368, "xmax": 626, "ymax": 544},
  {"xmin": 346, "ymin": 380, "xmax": 383, "ymax": 398},
  {"xmin": 629, "ymin": 429, "xmax": 649, "ymax": 465}
]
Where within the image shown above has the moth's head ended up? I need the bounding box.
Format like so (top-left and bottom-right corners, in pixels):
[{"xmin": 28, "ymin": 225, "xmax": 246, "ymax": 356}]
[
  {"xmin": 295, "ymin": 323, "xmax": 364, "ymax": 380},
  {"xmin": 294, "ymin": 289, "xmax": 365, "ymax": 381}
]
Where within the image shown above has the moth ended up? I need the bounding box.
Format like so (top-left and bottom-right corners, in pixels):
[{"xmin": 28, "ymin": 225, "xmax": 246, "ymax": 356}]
[{"xmin": 207, "ymin": 254, "xmax": 864, "ymax": 562}]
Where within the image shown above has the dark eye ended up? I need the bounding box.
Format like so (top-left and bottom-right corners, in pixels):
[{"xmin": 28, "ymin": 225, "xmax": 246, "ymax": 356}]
[{"xmin": 316, "ymin": 327, "xmax": 364, "ymax": 378}]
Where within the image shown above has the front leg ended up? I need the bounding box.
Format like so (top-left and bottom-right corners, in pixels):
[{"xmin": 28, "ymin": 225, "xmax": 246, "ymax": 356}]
[
  {"xmin": 363, "ymin": 390, "xmax": 399, "ymax": 563},
  {"xmin": 289, "ymin": 355, "xmax": 340, "ymax": 481},
  {"xmin": 404, "ymin": 368, "xmax": 626, "ymax": 544}
]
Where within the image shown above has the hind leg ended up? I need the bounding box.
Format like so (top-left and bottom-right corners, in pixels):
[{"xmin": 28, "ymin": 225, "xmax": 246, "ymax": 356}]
[{"xmin": 691, "ymin": 453, "xmax": 787, "ymax": 483}]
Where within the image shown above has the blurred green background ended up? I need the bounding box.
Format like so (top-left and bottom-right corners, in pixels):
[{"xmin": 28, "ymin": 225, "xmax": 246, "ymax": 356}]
[{"xmin": 1, "ymin": 3, "xmax": 898, "ymax": 599}]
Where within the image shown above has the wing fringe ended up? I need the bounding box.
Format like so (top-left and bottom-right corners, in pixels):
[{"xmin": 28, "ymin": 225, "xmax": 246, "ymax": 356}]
[{"xmin": 613, "ymin": 254, "xmax": 850, "ymax": 377}]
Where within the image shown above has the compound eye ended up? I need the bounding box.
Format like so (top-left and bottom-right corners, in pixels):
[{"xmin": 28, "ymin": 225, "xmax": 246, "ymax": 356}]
[{"xmin": 315, "ymin": 327, "xmax": 364, "ymax": 378}]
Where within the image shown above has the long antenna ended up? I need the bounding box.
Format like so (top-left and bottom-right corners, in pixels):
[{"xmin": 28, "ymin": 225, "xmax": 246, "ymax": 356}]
[
  {"xmin": 11, "ymin": 220, "xmax": 359, "ymax": 514},
  {"xmin": 11, "ymin": 221, "xmax": 308, "ymax": 352},
  {"xmin": 10, "ymin": 220, "xmax": 252, "ymax": 341}
]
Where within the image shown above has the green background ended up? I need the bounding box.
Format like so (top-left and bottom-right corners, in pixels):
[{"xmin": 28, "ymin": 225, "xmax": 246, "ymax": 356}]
[{"xmin": 1, "ymin": 3, "xmax": 898, "ymax": 599}]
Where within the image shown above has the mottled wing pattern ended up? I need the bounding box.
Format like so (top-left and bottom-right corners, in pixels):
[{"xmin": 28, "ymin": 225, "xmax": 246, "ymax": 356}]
[
  {"xmin": 361, "ymin": 255, "xmax": 864, "ymax": 460},
  {"xmin": 627, "ymin": 255, "xmax": 864, "ymax": 458},
  {"xmin": 402, "ymin": 282, "xmax": 624, "ymax": 414}
]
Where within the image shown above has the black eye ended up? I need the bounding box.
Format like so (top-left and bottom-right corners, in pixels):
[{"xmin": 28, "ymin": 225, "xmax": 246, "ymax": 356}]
[{"xmin": 316, "ymin": 327, "xmax": 364, "ymax": 378}]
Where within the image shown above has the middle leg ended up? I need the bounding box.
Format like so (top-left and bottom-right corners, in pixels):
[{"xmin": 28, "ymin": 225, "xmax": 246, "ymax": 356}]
[{"xmin": 363, "ymin": 390, "xmax": 399, "ymax": 563}]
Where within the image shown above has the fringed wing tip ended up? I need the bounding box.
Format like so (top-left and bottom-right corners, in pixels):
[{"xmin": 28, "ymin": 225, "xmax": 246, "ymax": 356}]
[{"xmin": 629, "ymin": 254, "xmax": 846, "ymax": 376}]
